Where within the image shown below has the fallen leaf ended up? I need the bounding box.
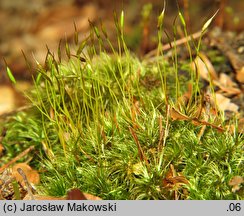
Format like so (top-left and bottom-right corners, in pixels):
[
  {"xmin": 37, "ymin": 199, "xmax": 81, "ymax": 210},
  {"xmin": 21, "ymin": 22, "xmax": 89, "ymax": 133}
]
[
  {"xmin": 67, "ymin": 188, "xmax": 87, "ymax": 200},
  {"xmin": 219, "ymin": 73, "xmax": 238, "ymax": 88},
  {"xmin": 23, "ymin": 194, "xmax": 65, "ymax": 200},
  {"xmin": 236, "ymin": 67, "xmax": 244, "ymax": 83},
  {"xmin": 0, "ymin": 85, "xmax": 16, "ymax": 115},
  {"xmin": 229, "ymin": 176, "xmax": 243, "ymax": 192},
  {"xmin": 215, "ymin": 93, "xmax": 239, "ymax": 113},
  {"xmin": 170, "ymin": 107, "xmax": 224, "ymax": 132},
  {"xmin": 23, "ymin": 189, "xmax": 102, "ymax": 200},
  {"xmin": 170, "ymin": 107, "xmax": 189, "ymax": 121},
  {"xmin": 216, "ymin": 86, "xmax": 241, "ymax": 97},
  {"xmin": 191, "ymin": 53, "xmax": 241, "ymax": 97},
  {"xmin": 79, "ymin": 192, "xmax": 102, "ymax": 200},
  {"xmin": 192, "ymin": 52, "xmax": 218, "ymax": 82},
  {"xmin": 12, "ymin": 163, "xmax": 40, "ymax": 187},
  {"xmin": 162, "ymin": 176, "xmax": 189, "ymax": 188},
  {"xmin": 162, "ymin": 164, "xmax": 189, "ymax": 189},
  {"xmin": 215, "ymin": 73, "xmax": 241, "ymax": 96}
]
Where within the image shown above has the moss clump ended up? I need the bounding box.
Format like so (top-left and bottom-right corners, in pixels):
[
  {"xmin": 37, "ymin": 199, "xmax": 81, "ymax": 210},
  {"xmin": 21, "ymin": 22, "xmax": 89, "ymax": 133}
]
[{"xmin": 1, "ymin": 11, "xmax": 243, "ymax": 200}]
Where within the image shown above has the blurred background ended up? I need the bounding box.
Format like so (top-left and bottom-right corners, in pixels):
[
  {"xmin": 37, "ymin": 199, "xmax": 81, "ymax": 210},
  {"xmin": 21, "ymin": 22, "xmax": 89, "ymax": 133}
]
[{"xmin": 0, "ymin": 0, "xmax": 243, "ymax": 115}]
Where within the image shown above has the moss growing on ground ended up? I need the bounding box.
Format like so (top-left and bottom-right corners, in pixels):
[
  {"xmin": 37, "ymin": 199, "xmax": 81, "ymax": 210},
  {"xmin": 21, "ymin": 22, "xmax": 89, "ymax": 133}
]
[{"xmin": 1, "ymin": 11, "xmax": 243, "ymax": 200}]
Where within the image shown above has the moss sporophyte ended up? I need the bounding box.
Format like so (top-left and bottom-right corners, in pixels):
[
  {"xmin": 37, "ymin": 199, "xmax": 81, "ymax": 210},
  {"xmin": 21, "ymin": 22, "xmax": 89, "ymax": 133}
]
[{"xmin": 1, "ymin": 10, "xmax": 243, "ymax": 200}]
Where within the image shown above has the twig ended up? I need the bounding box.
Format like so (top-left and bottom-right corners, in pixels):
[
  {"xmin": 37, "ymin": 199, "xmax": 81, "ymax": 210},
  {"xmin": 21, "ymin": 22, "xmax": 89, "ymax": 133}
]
[
  {"xmin": 145, "ymin": 31, "xmax": 202, "ymax": 59},
  {"xmin": 0, "ymin": 146, "xmax": 35, "ymax": 173}
]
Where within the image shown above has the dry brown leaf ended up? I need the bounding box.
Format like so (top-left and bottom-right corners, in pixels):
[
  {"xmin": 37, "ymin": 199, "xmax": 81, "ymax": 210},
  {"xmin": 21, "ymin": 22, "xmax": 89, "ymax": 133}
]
[
  {"xmin": 216, "ymin": 86, "xmax": 242, "ymax": 96},
  {"xmin": 215, "ymin": 93, "xmax": 239, "ymax": 113},
  {"xmin": 162, "ymin": 164, "xmax": 189, "ymax": 189},
  {"xmin": 0, "ymin": 85, "xmax": 16, "ymax": 115},
  {"xmin": 229, "ymin": 176, "xmax": 244, "ymax": 186},
  {"xmin": 229, "ymin": 176, "xmax": 243, "ymax": 192},
  {"xmin": 170, "ymin": 107, "xmax": 189, "ymax": 121},
  {"xmin": 67, "ymin": 188, "xmax": 87, "ymax": 200},
  {"xmin": 23, "ymin": 194, "xmax": 65, "ymax": 200},
  {"xmin": 215, "ymin": 73, "xmax": 241, "ymax": 96},
  {"xmin": 219, "ymin": 73, "xmax": 238, "ymax": 88},
  {"xmin": 23, "ymin": 189, "xmax": 102, "ymax": 200},
  {"xmin": 192, "ymin": 52, "xmax": 218, "ymax": 82},
  {"xmin": 192, "ymin": 53, "xmax": 241, "ymax": 96},
  {"xmin": 79, "ymin": 192, "xmax": 102, "ymax": 200},
  {"xmin": 236, "ymin": 67, "xmax": 244, "ymax": 83},
  {"xmin": 163, "ymin": 176, "xmax": 189, "ymax": 187},
  {"xmin": 12, "ymin": 163, "xmax": 40, "ymax": 187},
  {"xmin": 170, "ymin": 107, "xmax": 224, "ymax": 132}
]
